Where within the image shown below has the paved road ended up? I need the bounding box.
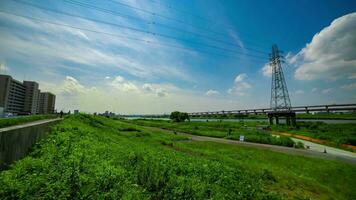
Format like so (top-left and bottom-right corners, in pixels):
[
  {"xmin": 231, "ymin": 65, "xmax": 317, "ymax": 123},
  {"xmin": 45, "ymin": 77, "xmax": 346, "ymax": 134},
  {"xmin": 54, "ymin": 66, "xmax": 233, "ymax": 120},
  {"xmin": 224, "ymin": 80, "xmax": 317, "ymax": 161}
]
[
  {"xmin": 143, "ymin": 126, "xmax": 356, "ymax": 165},
  {"xmin": 0, "ymin": 118, "xmax": 62, "ymax": 132}
]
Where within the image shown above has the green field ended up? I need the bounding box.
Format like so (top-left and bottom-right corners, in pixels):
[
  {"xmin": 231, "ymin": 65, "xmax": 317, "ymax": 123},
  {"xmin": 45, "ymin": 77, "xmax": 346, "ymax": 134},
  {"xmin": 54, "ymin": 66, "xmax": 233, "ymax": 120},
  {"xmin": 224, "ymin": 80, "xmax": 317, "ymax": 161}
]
[
  {"xmin": 1, "ymin": 114, "xmax": 355, "ymax": 199},
  {"xmin": 129, "ymin": 119, "xmax": 297, "ymax": 147},
  {"xmin": 129, "ymin": 119, "xmax": 356, "ymax": 150},
  {"xmin": 0, "ymin": 115, "xmax": 57, "ymax": 128},
  {"xmin": 272, "ymin": 122, "xmax": 356, "ymax": 147}
]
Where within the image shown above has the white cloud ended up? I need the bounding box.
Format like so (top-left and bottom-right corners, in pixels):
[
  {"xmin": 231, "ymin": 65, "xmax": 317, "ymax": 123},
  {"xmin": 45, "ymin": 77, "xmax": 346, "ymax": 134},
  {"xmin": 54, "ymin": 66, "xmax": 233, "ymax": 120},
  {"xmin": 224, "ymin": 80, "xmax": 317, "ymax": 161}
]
[
  {"xmin": 341, "ymin": 83, "xmax": 356, "ymax": 90},
  {"xmin": 110, "ymin": 76, "xmax": 139, "ymax": 92},
  {"xmin": 311, "ymin": 88, "xmax": 318, "ymax": 93},
  {"xmin": 41, "ymin": 75, "xmax": 249, "ymax": 114},
  {"xmin": 205, "ymin": 89, "xmax": 220, "ymax": 96},
  {"xmin": 0, "ymin": 62, "xmax": 9, "ymax": 73},
  {"xmin": 295, "ymin": 90, "xmax": 305, "ymax": 95},
  {"xmin": 142, "ymin": 83, "xmax": 170, "ymax": 97},
  {"xmin": 322, "ymin": 88, "xmax": 333, "ymax": 94},
  {"xmin": 228, "ymin": 73, "xmax": 252, "ymax": 96},
  {"xmin": 261, "ymin": 63, "xmax": 271, "ymax": 77},
  {"xmin": 0, "ymin": 10, "xmax": 195, "ymax": 81},
  {"xmin": 142, "ymin": 83, "xmax": 154, "ymax": 92},
  {"xmin": 234, "ymin": 73, "xmax": 247, "ymax": 82},
  {"xmin": 105, "ymin": 76, "xmax": 111, "ymax": 79},
  {"xmin": 293, "ymin": 12, "xmax": 356, "ymax": 80},
  {"xmin": 348, "ymin": 73, "xmax": 356, "ymax": 79}
]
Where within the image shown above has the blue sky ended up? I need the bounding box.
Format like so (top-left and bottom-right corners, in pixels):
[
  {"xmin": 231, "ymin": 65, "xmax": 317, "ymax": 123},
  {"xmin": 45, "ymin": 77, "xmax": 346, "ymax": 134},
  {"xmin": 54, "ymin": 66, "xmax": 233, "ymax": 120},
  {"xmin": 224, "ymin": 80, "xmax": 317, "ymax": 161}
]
[{"xmin": 0, "ymin": 0, "xmax": 355, "ymax": 114}]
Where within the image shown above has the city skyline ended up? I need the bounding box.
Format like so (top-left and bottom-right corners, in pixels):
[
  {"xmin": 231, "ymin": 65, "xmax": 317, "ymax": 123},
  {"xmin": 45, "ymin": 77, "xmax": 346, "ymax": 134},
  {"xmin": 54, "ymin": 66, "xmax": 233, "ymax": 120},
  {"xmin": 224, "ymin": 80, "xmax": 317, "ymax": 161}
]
[{"xmin": 0, "ymin": 0, "xmax": 356, "ymax": 114}]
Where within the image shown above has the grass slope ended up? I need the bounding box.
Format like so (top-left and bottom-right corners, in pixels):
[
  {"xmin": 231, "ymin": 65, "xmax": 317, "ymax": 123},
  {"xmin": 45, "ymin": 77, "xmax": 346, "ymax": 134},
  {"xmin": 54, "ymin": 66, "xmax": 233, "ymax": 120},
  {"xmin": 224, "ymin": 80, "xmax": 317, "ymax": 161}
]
[{"xmin": 1, "ymin": 114, "xmax": 355, "ymax": 199}]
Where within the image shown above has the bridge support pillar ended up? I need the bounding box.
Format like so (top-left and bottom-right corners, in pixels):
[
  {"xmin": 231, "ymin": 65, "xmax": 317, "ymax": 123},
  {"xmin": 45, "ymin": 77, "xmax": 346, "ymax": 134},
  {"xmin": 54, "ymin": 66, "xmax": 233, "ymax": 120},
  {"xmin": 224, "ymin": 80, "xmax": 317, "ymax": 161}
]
[
  {"xmin": 275, "ymin": 116, "xmax": 279, "ymax": 125},
  {"xmin": 286, "ymin": 116, "xmax": 291, "ymax": 126},
  {"xmin": 267, "ymin": 112, "xmax": 296, "ymax": 126},
  {"xmin": 269, "ymin": 116, "xmax": 273, "ymax": 125},
  {"xmin": 291, "ymin": 114, "xmax": 296, "ymax": 126}
]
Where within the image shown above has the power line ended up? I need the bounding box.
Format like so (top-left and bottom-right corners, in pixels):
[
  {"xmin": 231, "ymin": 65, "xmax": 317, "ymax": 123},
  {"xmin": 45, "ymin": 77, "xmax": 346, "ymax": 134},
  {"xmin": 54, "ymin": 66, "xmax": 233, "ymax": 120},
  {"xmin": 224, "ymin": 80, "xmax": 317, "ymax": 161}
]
[
  {"xmin": 0, "ymin": 10, "xmax": 268, "ymax": 61},
  {"xmin": 63, "ymin": 0, "xmax": 269, "ymax": 54},
  {"xmin": 12, "ymin": 0, "xmax": 268, "ymax": 58},
  {"xmin": 106, "ymin": 0, "xmax": 271, "ymax": 49},
  {"xmin": 147, "ymin": 0, "xmax": 210, "ymax": 21},
  {"xmin": 67, "ymin": 0, "xmax": 269, "ymax": 51},
  {"xmin": 16, "ymin": 0, "xmax": 268, "ymax": 55}
]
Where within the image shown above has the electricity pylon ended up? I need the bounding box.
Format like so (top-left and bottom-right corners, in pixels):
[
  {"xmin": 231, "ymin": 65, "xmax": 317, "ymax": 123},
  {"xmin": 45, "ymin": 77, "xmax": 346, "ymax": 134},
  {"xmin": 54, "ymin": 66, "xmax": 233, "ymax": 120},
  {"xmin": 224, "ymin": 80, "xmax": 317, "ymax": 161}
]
[{"xmin": 269, "ymin": 44, "xmax": 291, "ymax": 111}]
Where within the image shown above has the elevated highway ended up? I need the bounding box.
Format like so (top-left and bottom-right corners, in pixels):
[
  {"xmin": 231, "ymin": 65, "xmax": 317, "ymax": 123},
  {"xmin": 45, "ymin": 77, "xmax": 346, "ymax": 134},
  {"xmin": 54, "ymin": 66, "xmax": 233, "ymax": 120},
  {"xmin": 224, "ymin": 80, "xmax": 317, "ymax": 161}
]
[{"xmin": 188, "ymin": 103, "xmax": 356, "ymax": 116}]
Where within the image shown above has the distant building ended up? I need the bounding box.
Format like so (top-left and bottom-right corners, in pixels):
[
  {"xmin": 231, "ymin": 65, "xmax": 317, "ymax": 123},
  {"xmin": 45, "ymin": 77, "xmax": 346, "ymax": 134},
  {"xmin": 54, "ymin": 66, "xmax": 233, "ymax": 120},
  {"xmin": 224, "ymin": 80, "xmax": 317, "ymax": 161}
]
[
  {"xmin": 74, "ymin": 110, "xmax": 79, "ymax": 114},
  {"xmin": 0, "ymin": 75, "xmax": 26, "ymax": 115},
  {"xmin": 39, "ymin": 92, "xmax": 56, "ymax": 114},
  {"xmin": 23, "ymin": 81, "xmax": 40, "ymax": 114},
  {"xmin": 0, "ymin": 74, "xmax": 56, "ymax": 116}
]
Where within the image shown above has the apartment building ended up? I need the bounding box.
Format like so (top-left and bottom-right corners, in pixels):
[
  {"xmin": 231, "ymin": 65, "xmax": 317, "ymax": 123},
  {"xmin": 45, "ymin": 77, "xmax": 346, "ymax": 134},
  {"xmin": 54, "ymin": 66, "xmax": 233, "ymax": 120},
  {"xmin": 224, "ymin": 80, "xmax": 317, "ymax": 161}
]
[
  {"xmin": 23, "ymin": 81, "xmax": 40, "ymax": 114},
  {"xmin": 0, "ymin": 74, "xmax": 56, "ymax": 116},
  {"xmin": 39, "ymin": 92, "xmax": 56, "ymax": 114}
]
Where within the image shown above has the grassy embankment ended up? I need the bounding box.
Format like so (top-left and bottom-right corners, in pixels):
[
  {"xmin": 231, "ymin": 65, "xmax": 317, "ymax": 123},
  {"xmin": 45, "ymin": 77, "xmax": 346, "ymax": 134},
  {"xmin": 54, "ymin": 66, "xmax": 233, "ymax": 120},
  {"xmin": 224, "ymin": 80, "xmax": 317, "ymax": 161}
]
[
  {"xmin": 1, "ymin": 114, "xmax": 355, "ymax": 199},
  {"xmin": 0, "ymin": 115, "xmax": 57, "ymax": 128},
  {"xmin": 128, "ymin": 119, "xmax": 298, "ymax": 147}
]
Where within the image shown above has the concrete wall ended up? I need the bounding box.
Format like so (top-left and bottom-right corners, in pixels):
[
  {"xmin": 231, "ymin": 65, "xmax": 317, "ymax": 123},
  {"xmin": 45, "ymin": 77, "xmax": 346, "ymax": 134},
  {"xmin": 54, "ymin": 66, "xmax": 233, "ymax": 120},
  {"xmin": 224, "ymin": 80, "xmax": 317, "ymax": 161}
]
[{"xmin": 0, "ymin": 120, "xmax": 59, "ymax": 169}]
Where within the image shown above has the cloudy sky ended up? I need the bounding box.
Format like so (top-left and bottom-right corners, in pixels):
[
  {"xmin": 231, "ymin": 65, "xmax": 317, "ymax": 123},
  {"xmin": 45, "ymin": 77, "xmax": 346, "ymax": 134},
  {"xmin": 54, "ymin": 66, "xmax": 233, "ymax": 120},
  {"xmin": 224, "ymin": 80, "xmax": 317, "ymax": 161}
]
[{"xmin": 0, "ymin": 0, "xmax": 355, "ymax": 114}]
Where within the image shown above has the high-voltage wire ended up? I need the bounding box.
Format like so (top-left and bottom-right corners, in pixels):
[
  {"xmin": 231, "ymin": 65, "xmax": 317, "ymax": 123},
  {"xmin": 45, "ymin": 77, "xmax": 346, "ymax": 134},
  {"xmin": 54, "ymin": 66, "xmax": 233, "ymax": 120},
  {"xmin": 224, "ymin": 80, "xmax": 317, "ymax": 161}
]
[
  {"xmin": 11, "ymin": 0, "xmax": 269, "ymax": 58},
  {"xmin": 107, "ymin": 0, "xmax": 271, "ymax": 49},
  {"xmin": 65, "ymin": 0, "xmax": 270, "ymax": 53},
  {"xmin": 0, "ymin": 10, "xmax": 268, "ymax": 61}
]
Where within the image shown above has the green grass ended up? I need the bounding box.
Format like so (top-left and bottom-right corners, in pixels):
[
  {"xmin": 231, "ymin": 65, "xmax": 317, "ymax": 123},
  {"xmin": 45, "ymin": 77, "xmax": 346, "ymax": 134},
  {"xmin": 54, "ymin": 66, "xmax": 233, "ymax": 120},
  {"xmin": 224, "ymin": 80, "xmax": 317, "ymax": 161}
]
[
  {"xmin": 0, "ymin": 115, "xmax": 57, "ymax": 128},
  {"xmin": 1, "ymin": 114, "xmax": 355, "ymax": 199},
  {"xmin": 128, "ymin": 119, "xmax": 296, "ymax": 147},
  {"xmin": 130, "ymin": 119, "xmax": 356, "ymax": 150},
  {"xmin": 296, "ymin": 113, "xmax": 356, "ymax": 120}
]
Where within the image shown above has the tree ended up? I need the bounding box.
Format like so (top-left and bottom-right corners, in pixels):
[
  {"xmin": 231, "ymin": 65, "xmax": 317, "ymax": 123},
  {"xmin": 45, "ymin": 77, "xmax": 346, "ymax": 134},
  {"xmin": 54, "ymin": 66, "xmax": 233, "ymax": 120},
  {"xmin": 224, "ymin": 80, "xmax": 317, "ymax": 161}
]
[{"xmin": 170, "ymin": 111, "xmax": 190, "ymax": 122}]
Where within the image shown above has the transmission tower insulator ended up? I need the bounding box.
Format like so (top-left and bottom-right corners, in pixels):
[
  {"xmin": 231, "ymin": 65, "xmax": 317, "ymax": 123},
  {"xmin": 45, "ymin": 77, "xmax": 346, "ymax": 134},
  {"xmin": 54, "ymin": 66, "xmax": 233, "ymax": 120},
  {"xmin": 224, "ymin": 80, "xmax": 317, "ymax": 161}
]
[{"xmin": 270, "ymin": 44, "xmax": 292, "ymax": 111}]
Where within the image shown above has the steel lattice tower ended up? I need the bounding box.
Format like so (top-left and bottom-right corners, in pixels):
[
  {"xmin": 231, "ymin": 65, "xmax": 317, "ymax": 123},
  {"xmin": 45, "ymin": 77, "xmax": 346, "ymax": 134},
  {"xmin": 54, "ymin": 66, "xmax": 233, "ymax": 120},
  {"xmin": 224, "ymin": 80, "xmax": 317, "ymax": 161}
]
[{"xmin": 270, "ymin": 44, "xmax": 291, "ymax": 111}]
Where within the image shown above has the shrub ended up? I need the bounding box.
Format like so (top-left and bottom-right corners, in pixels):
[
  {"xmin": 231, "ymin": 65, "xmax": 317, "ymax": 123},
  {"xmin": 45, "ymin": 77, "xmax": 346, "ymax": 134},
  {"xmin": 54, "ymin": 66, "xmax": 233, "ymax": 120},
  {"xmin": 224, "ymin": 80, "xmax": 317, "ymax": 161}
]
[{"xmin": 170, "ymin": 111, "xmax": 190, "ymax": 122}]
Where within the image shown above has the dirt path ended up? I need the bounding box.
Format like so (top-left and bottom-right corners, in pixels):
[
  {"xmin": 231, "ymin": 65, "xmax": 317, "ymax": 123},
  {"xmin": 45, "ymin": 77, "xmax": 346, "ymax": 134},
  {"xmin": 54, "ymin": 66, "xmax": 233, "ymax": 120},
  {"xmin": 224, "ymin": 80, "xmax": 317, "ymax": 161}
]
[{"xmin": 142, "ymin": 126, "xmax": 356, "ymax": 165}]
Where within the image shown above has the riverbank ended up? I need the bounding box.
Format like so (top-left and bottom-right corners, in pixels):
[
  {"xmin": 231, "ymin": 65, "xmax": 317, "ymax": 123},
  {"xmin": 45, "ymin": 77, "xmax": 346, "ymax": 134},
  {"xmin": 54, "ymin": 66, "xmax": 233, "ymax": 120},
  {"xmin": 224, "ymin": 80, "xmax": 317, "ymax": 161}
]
[
  {"xmin": 1, "ymin": 114, "xmax": 355, "ymax": 199},
  {"xmin": 127, "ymin": 119, "xmax": 356, "ymax": 152}
]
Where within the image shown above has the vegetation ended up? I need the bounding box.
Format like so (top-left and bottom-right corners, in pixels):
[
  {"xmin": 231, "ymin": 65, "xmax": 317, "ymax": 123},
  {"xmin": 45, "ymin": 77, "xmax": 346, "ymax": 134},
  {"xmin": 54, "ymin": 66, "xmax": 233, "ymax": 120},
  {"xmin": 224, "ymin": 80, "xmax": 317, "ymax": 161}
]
[
  {"xmin": 1, "ymin": 114, "xmax": 355, "ymax": 199},
  {"xmin": 129, "ymin": 119, "xmax": 296, "ymax": 147},
  {"xmin": 272, "ymin": 121, "xmax": 356, "ymax": 146},
  {"xmin": 129, "ymin": 119, "xmax": 356, "ymax": 150},
  {"xmin": 0, "ymin": 115, "xmax": 57, "ymax": 128},
  {"xmin": 296, "ymin": 112, "xmax": 356, "ymax": 120},
  {"xmin": 169, "ymin": 111, "xmax": 190, "ymax": 122}
]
